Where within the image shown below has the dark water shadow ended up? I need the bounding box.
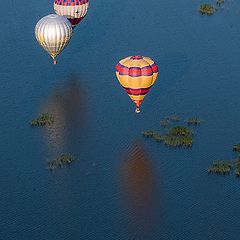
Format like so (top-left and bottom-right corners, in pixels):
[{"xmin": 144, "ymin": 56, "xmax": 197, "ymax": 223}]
[
  {"xmin": 120, "ymin": 140, "xmax": 163, "ymax": 238},
  {"xmin": 40, "ymin": 75, "xmax": 88, "ymax": 157}
]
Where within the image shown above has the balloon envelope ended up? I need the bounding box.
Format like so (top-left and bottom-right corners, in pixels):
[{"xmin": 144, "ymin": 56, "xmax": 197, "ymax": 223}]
[
  {"xmin": 116, "ymin": 56, "xmax": 158, "ymax": 113},
  {"xmin": 54, "ymin": 0, "xmax": 89, "ymax": 28},
  {"xmin": 35, "ymin": 14, "xmax": 73, "ymax": 64}
]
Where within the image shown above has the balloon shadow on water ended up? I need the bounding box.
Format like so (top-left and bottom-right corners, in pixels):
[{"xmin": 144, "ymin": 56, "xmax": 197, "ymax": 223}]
[
  {"xmin": 120, "ymin": 140, "xmax": 163, "ymax": 238},
  {"xmin": 40, "ymin": 75, "xmax": 88, "ymax": 157}
]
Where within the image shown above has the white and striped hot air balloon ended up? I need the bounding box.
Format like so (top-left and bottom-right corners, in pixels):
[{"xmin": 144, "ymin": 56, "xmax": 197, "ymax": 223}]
[
  {"xmin": 35, "ymin": 14, "xmax": 73, "ymax": 64},
  {"xmin": 54, "ymin": 0, "xmax": 89, "ymax": 29}
]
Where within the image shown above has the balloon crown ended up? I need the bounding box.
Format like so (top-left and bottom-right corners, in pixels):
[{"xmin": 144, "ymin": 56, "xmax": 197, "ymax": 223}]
[
  {"xmin": 131, "ymin": 56, "xmax": 143, "ymax": 60},
  {"xmin": 54, "ymin": 0, "xmax": 89, "ymax": 4}
]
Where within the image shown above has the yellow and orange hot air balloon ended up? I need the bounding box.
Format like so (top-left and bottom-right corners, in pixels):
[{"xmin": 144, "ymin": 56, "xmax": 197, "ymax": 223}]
[{"xmin": 116, "ymin": 56, "xmax": 158, "ymax": 113}]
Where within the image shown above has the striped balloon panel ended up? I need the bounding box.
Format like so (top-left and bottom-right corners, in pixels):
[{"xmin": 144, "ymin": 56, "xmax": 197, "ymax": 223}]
[
  {"xmin": 54, "ymin": 0, "xmax": 89, "ymax": 5},
  {"xmin": 35, "ymin": 14, "xmax": 73, "ymax": 59},
  {"xmin": 116, "ymin": 56, "xmax": 158, "ymax": 108},
  {"xmin": 54, "ymin": 2, "xmax": 89, "ymax": 27}
]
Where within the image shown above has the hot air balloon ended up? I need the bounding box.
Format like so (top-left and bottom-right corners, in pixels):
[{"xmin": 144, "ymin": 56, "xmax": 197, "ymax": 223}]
[
  {"xmin": 35, "ymin": 14, "xmax": 73, "ymax": 64},
  {"xmin": 116, "ymin": 56, "xmax": 159, "ymax": 113},
  {"xmin": 54, "ymin": 0, "xmax": 89, "ymax": 29}
]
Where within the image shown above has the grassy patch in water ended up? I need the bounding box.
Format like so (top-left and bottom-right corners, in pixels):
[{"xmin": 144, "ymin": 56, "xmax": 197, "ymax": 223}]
[
  {"xmin": 142, "ymin": 130, "xmax": 158, "ymax": 138},
  {"xmin": 199, "ymin": 4, "xmax": 216, "ymax": 15},
  {"xmin": 169, "ymin": 126, "xmax": 193, "ymax": 137},
  {"xmin": 233, "ymin": 144, "xmax": 240, "ymax": 153},
  {"xmin": 160, "ymin": 115, "xmax": 181, "ymax": 127},
  {"xmin": 235, "ymin": 158, "xmax": 240, "ymax": 177},
  {"xmin": 31, "ymin": 113, "xmax": 54, "ymax": 126},
  {"xmin": 208, "ymin": 160, "xmax": 232, "ymax": 174},
  {"xmin": 48, "ymin": 154, "xmax": 75, "ymax": 171},
  {"xmin": 143, "ymin": 115, "xmax": 202, "ymax": 148},
  {"xmin": 185, "ymin": 118, "xmax": 202, "ymax": 125},
  {"xmin": 208, "ymin": 158, "xmax": 240, "ymax": 178},
  {"xmin": 166, "ymin": 115, "xmax": 181, "ymax": 122},
  {"xmin": 142, "ymin": 126, "xmax": 193, "ymax": 148},
  {"xmin": 162, "ymin": 135, "xmax": 193, "ymax": 148}
]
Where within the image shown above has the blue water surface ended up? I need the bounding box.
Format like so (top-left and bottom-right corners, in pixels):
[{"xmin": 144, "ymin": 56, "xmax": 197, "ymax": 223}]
[{"xmin": 1, "ymin": 0, "xmax": 240, "ymax": 239}]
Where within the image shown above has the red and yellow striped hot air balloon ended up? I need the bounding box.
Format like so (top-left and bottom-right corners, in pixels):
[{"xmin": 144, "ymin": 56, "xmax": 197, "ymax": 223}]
[{"xmin": 116, "ymin": 56, "xmax": 158, "ymax": 113}]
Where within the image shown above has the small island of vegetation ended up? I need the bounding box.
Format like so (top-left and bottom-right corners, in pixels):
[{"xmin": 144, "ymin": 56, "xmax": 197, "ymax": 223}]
[
  {"xmin": 166, "ymin": 115, "xmax": 181, "ymax": 122},
  {"xmin": 186, "ymin": 118, "xmax": 202, "ymax": 125},
  {"xmin": 48, "ymin": 154, "xmax": 75, "ymax": 171},
  {"xmin": 199, "ymin": 4, "xmax": 216, "ymax": 15},
  {"xmin": 208, "ymin": 157, "xmax": 240, "ymax": 177},
  {"xmin": 208, "ymin": 160, "xmax": 232, "ymax": 174},
  {"xmin": 235, "ymin": 158, "xmax": 240, "ymax": 177},
  {"xmin": 142, "ymin": 126, "xmax": 194, "ymax": 148},
  {"xmin": 233, "ymin": 144, "xmax": 240, "ymax": 153},
  {"xmin": 144, "ymin": 115, "xmax": 203, "ymax": 148},
  {"xmin": 169, "ymin": 126, "xmax": 193, "ymax": 137},
  {"xmin": 142, "ymin": 130, "xmax": 158, "ymax": 138},
  {"xmin": 160, "ymin": 115, "xmax": 181, "ymax": 127},
  {"xmin": 31, "ymin": 113, "xmax": 54, "ymax": 126}
]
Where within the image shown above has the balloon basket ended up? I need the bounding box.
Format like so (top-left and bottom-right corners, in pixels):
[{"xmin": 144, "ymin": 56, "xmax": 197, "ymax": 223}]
[{"xmin": 135, "ymin": 107, "xmax": 140, "ymax": 114}]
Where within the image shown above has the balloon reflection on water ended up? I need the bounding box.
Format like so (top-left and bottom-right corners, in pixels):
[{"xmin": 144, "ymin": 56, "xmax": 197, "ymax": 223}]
[
  {"xmin": 41, "ymin": 77, "xmax": 87, "ymax": 157},
  {"xmin": 120, "ymin": 140, "xmax": 160, "ymax": 235}
]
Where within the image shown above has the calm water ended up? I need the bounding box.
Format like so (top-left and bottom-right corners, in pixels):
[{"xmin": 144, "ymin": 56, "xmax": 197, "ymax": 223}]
[{"xmin": 1, "ymin": 0, "xmax": 240, "ymax": 239}]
